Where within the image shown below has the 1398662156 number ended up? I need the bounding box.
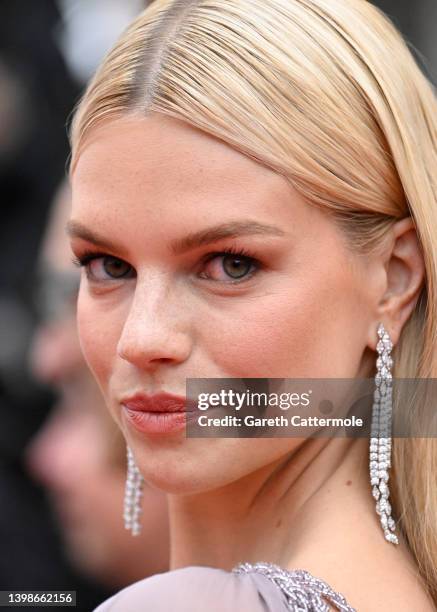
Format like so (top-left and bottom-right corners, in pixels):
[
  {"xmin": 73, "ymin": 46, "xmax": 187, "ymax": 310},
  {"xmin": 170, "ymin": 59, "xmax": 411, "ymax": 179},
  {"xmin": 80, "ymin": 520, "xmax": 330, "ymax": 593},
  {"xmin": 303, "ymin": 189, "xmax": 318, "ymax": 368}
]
[{"xmin": 0, "ymin": 591, "xmax": 76, "ymax": 607}]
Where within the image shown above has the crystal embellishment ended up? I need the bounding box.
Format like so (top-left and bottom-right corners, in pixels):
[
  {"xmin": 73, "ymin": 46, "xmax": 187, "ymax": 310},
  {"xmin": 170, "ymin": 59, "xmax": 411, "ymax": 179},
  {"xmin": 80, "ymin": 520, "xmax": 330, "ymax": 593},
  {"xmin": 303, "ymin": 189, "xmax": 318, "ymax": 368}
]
[
  {"xmin": 232, "ymin": 562, "xmax": 357, "ymax": 611},
  {"xmin": 369, "ymin": 323, "xmax": 399, "ymax": 545},
  {"xmin": 124, "ymin": 446, "xmax": 145, "ymax": 536}
]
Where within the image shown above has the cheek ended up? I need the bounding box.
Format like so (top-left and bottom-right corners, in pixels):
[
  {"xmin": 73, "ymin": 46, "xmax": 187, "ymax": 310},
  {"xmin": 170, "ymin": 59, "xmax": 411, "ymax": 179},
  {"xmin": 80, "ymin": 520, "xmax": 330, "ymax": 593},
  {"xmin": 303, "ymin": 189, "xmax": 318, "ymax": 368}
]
[
  {"xmin": 76, "ymin": 289, "xmax": 124, "ymax": 393},
  {"xmin": 202, "ymin": 269, "xmax": 367, "ymax": 378}
]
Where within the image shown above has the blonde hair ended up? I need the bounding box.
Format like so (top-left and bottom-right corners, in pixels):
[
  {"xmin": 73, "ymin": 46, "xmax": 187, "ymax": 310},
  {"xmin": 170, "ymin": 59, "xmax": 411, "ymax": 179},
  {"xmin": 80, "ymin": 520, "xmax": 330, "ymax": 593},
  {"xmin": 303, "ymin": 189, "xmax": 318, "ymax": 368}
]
[{"xmin": 69, "ymin": 0, "xmax": 437, "ymax": 601}]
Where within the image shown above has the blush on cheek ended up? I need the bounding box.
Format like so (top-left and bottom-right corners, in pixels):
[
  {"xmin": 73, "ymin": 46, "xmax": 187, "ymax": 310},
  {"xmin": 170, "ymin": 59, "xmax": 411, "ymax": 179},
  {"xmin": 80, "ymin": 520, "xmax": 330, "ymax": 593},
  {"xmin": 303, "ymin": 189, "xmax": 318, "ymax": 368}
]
[{"xmin": 201, "ymin": 260, "xmax": 365, "ymax": 379}]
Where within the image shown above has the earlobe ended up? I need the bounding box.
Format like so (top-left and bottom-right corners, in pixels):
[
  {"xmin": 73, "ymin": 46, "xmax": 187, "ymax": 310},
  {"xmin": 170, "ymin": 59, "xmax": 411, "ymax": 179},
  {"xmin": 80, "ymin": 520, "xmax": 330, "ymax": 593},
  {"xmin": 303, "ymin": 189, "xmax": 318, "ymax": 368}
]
[{"xmin": 375, "ymin": 217, "xmax": 425, "ymax": 346}]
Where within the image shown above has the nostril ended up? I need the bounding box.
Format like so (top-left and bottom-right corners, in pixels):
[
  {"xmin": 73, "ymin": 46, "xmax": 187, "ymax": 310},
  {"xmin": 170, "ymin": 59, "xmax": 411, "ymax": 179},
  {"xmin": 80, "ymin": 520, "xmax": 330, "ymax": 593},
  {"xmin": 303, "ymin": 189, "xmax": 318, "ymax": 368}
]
[{"xmin": 117, "ymin": 323, "xmax": 192, "ymax": 369}]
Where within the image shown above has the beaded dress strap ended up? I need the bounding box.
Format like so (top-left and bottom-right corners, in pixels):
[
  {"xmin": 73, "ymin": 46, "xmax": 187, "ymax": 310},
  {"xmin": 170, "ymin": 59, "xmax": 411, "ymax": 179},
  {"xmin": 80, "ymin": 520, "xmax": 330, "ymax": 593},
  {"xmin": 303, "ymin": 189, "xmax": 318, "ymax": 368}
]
[{"xmin": 232, "ymin": 562, "xmax": 357, "ymax": 612}]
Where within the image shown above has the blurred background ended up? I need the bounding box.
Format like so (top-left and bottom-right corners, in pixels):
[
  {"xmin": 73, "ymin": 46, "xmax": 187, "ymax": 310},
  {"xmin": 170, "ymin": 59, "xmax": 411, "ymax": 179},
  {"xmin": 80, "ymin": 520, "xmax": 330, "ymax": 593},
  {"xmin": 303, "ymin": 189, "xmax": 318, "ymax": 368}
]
[{"xmin": 0, "ymin": 1, "xmax": 435, "ymax": 610}]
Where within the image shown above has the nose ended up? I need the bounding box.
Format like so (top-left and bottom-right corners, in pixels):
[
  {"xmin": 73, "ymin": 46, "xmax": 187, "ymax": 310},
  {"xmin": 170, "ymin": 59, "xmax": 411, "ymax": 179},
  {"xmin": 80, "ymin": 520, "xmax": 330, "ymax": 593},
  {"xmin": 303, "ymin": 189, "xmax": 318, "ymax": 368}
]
[{"xmin": 116, "ymin": 278, "xmax": 193, "ymax": 370}]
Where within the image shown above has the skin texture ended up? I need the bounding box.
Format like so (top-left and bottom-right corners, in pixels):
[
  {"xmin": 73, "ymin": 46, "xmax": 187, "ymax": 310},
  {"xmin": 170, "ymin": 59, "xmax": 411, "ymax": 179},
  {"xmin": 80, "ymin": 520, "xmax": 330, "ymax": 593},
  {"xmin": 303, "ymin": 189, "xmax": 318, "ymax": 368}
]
[
  {"xmin": 70, "ymin": 113, "xmax": 432, "ymax": 609},
  {"xmin": 26, "ymin": 183, "xmax": 169, "ymax": 588}
]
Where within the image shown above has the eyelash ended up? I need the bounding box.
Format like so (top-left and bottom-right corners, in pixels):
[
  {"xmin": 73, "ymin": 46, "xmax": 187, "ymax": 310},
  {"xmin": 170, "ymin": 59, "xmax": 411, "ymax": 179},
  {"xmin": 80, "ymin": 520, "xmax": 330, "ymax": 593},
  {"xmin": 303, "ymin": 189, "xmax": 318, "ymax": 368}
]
[{"xmin": 71, "ymin": 245, "xmax": 261, "ymax": 284}]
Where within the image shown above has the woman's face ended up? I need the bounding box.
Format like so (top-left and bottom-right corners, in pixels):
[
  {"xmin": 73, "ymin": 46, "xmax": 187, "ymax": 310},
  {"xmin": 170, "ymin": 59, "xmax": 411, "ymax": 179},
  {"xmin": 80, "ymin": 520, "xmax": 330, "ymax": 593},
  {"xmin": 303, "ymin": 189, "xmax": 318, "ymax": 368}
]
[{"xmin": 70, "ymin": 113, "xmax": 380, "ymax": 494}]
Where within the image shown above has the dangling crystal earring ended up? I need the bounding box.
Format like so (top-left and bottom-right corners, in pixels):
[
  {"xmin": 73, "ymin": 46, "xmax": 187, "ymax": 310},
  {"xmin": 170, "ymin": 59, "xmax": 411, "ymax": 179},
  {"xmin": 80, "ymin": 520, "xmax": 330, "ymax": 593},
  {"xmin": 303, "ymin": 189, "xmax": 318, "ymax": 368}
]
[
  {"xmin": 123, "ymin": 446, "xmax": 144, "ymax": 536},
  {"xmin": 369, "ymin": 323, "xmax": 398, "ymax": 544}
]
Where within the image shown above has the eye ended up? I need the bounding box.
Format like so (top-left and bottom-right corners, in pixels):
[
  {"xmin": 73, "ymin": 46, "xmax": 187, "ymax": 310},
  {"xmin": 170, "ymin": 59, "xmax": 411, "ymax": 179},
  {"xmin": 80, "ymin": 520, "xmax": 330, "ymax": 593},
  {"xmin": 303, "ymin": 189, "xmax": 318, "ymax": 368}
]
[
  {"xmin": 200, "ymin": 248, "xmax": 258, "ymax": 282},
  {"xmin": 72, "ymin": 246, "xmax": 260, "ymax": 284},
  {"xmin": 72, "ymin": 252, "xmax": 135, "ymax": 282}
]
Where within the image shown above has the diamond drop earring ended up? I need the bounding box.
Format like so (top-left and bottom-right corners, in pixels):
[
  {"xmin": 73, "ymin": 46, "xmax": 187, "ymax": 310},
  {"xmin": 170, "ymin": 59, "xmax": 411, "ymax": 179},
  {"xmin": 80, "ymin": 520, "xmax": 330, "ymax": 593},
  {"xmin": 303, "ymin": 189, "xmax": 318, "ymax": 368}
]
[
  {"xmin": 369, "ymin": 323, "xmax": 398, "ymax": 544},
  {"xmin": 123, "ymin": 446, "xmax": 145, "ymax": 536}
]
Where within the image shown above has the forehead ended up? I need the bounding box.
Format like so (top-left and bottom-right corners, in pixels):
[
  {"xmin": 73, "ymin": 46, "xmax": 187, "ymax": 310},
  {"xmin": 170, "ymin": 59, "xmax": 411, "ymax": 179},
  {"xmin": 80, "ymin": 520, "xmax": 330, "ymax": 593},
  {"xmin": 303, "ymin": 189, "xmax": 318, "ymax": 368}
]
[
  {"xmin": 71, "ymin": 113, "xmax": 305, "ymax": 228},
  {"xmin": 73, "ymin": 112, "xmax": 281, "ymax": 193}
]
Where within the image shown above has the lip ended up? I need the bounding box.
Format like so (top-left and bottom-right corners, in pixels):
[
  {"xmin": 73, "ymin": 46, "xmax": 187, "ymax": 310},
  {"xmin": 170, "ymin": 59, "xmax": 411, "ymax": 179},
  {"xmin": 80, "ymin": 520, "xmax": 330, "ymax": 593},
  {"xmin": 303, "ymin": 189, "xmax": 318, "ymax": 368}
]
[
  {"xmin": 120, "ymin": 392, "xmax": 199, "ymax": 435},
  {"xmin": 121, "ymin": 392, "xmax": 198, "ymax": 413}
]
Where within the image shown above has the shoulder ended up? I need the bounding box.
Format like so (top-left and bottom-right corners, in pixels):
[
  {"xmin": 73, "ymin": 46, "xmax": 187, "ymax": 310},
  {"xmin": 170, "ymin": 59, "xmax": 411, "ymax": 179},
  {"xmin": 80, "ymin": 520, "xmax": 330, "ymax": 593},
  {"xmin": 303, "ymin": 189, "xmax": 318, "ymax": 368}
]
[{"xmin": 93, "ymin": 565, "xmax": 290, "ymax": 612}]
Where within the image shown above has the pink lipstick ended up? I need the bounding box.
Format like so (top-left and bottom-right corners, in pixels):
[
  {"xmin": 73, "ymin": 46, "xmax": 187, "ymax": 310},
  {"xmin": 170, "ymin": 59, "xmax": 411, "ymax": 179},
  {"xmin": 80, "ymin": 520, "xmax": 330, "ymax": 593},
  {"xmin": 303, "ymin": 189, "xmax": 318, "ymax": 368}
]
[{"xmin": 121, "ymin": 392, "xmax": 198, "ymax": 435}]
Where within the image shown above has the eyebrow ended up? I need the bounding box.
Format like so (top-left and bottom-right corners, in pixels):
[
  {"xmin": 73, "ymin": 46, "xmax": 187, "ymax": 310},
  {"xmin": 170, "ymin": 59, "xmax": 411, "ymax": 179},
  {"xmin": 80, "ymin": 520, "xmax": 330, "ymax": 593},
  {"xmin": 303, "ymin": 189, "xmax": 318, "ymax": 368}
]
[{"xmin": 66, "ymin": 219, "xmax": 286, "ymax": 256}]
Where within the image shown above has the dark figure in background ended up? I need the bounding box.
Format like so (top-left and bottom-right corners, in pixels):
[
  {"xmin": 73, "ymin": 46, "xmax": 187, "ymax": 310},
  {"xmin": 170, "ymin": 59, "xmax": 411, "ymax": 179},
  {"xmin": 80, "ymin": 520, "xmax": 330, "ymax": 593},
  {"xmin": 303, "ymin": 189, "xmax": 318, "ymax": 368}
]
[
  {"xmin": 0, "ymin": 2, "xmax": 113, "ymax": 609},
  {"xmin": 374, "ymin": 0, "xmax": 436, "ymax": 83}
]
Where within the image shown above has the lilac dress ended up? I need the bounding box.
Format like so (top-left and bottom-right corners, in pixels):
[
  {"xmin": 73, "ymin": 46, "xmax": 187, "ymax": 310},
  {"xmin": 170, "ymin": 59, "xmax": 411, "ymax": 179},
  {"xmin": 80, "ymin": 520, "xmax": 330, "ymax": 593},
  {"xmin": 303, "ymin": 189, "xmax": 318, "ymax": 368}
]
[{"xmin": 93, "ymin": 562, "xmax": 356, "ymax": 611}]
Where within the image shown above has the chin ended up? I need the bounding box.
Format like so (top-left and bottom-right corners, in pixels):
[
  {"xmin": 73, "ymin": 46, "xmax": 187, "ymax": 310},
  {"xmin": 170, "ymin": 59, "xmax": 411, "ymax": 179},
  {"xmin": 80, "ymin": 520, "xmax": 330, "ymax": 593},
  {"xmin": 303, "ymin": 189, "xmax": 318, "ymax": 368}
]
[
  {"xmin": 134, "ymin": 450, "xmax": 239, "ymax": 496},
  {"xmin": 138, "ymin": 463, "xmax": 220, "ymax": 495},
  {"xmin": 128, "ymin": 435, "xmax": 265, "ymax": 495}
]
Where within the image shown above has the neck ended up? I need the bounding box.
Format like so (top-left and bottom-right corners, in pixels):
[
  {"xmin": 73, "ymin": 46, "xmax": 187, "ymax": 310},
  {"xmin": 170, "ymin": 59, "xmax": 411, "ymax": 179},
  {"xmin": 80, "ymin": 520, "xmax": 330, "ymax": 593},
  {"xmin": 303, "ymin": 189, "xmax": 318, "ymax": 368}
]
[{"xmin": 167, "ymin": 436, "xmax": 373, "ymax": 572}]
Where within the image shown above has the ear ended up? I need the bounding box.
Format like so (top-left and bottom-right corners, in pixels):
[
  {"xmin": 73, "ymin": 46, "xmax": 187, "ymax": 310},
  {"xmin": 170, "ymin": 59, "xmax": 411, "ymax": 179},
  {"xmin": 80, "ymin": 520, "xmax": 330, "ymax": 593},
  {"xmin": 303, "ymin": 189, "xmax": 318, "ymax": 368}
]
[{"xmin": 371, "ymin": 217, "xmax": 425, "ymax": 347}]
